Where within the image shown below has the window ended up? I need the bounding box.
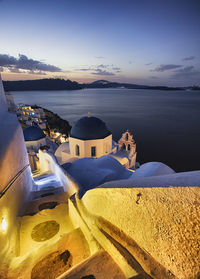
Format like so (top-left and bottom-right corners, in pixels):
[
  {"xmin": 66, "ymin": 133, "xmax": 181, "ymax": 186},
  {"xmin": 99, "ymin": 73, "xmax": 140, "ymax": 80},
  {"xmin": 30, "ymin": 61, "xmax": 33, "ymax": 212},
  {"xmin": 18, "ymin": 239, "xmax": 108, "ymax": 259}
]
[
  {"xmin": 126, "ymin": 133, "xmax": 129, "ymax": 141},
  {"xmin": 105, "ymin": 143, "xmax": 108, "ymax": 153},
  {"xmin": 123, "ymin": 143, "xmax": 126, "ymax": 150},
  {"xmin": 75, "ymin": 145, "xmax": 80, "ymax": 156},
  {"xmin": 91, "ymin": 146, "xmax": 96, "ymax": 157},
  {"xmin": 128, "ymin": 144, "xmax": 131, "ymax": 151}
]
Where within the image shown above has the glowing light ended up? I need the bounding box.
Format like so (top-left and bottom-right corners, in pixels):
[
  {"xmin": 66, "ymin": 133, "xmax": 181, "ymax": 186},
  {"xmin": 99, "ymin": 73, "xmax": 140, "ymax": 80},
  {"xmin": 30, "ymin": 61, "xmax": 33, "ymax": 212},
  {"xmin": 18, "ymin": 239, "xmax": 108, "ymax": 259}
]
[
  {"xmin": 1, "ymin": 218, "xmax": 7, "ymax": 232},
  {"xmin": 128, "ymin": 169, "xmax": 135, "ymax": 172}
]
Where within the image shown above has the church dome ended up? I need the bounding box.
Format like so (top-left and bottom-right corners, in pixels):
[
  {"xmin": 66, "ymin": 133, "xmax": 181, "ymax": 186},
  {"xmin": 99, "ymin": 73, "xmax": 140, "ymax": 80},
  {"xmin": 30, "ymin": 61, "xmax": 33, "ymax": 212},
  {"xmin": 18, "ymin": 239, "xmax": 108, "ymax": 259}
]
[
  {"xmin": 23, "ymin": 126, "xmax": 46, "ymax": 141},
  {"xmin": 70, "ymin": 116, "xmax": 111, "ymax": 140}
]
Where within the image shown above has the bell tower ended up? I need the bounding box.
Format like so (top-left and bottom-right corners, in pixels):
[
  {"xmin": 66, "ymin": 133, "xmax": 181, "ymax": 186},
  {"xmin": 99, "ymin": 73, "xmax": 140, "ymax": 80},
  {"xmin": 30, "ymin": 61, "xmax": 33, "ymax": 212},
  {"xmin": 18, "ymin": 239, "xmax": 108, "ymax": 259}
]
[{"xmin": 118, "ymin": 130, "xmax": 137, "ymax": 168}]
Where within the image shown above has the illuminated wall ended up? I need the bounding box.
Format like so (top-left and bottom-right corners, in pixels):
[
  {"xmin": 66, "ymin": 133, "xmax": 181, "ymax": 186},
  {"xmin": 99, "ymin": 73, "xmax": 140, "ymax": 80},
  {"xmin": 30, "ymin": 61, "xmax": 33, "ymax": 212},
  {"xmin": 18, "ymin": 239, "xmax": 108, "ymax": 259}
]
[
  {"xmin": 80, "ymin": 186, "xmax": 200, "ymax": 279},
  {"xmin": 0, "ymin": 76, "xmax": 33, "ymax": 273},
  {"xmin": 69, "ymin": 134, "xmax": 112, "ymax": 158}
]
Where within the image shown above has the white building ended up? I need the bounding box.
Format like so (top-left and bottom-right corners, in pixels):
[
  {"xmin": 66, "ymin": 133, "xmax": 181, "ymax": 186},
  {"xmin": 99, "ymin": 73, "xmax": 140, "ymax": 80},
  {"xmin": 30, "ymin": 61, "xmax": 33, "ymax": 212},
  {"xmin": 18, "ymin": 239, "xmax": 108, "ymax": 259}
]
[
  {"xmin": 23, "ymin": 125, "xmax": 57, "ymax": 154},
  {"xmin": 55, "ymin": 115, "xmax": 137, "ymax": 169},
  {"xmin": 23, "ymin": 125, "xmax": 47, "ymax": 153},
  {"xmin": 56, "ymin": 115, "xmax": 114, "ymax": 163}
]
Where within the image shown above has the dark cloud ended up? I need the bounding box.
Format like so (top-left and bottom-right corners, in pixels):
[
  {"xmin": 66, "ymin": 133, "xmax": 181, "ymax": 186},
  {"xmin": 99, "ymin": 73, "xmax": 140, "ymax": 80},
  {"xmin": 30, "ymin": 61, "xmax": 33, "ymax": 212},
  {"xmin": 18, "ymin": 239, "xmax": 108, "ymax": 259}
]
[
  {"xmin": 151, "ymin": 64, "xmax": 182, "ymax": 72},
  {"xmin": 145, "ymin": 62, "xmax": 153, "ymax": 66},
  {"xmin": 17, "ymin": 54, "xmax": 61, "ymax": 72},
  {"xmin": 182, "ymin": 56, "xmax": 195, "ymax": 61},
  {"xmin": 0, "ymin": 54, "xmax": 17, "ymax": 66},
  {"xmin": 76, "ymin": 64, "xmax": 120, "ymax": 75},
  {"xmin": 0, "ymin": 53, "xmax": 61, "ymax": 73},
  {"xmin": 91, "ymin": 69, "xmax": 115, "ymax": 76},
  {"xmin": 75, "ymin": 68, "xmax": 91, "ymax": 71},
  {"xmin": 112, "ymin": 67, "xmax": 121, "ymax": 71},
  {"xmin": 171, "ymin": 66, "xmax": 200, "ymax": 79},
  {"xmin": 97, "ymin": 64, "xmax": 109, "ymax": 68},
  {"xmin": 95, "ymin": 56, "xmax": 105, "ymax": 59},
  {"xmin": 175, "ymin": 66, "xmax": 194, "ymax": 73}
]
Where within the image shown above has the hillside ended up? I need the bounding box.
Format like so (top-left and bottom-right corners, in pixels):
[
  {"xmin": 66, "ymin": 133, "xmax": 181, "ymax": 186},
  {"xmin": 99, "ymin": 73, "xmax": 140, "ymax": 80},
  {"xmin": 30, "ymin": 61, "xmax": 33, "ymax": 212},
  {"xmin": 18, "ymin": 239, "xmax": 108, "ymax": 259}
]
[
  {"xmin": 3, "ymin": 78, "xmax": 195, "ymax": 92},
  {"xmin": 3, "ymin": 78, "xmax": 82, "ymax": 91}
]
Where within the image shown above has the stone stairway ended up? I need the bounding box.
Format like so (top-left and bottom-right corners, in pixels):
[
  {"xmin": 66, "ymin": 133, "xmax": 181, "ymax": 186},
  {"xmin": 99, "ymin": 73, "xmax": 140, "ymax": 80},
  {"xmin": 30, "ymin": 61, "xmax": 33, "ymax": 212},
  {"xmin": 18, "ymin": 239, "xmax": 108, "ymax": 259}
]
[{"xmin": 7, "ymin": 171, "xmax": 155, "ymax": 279}]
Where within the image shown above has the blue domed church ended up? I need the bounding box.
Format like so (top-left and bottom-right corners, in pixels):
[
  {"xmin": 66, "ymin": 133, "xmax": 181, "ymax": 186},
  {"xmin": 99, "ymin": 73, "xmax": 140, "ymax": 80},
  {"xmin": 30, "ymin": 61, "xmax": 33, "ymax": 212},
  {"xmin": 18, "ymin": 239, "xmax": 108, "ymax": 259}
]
[
  {"xmin": 23, "ymin": 125, "xmax": 47, "ymax": 152},
  {"xmin": 55, "ymin": 114, "xmax": 137, "ymax": 170}
]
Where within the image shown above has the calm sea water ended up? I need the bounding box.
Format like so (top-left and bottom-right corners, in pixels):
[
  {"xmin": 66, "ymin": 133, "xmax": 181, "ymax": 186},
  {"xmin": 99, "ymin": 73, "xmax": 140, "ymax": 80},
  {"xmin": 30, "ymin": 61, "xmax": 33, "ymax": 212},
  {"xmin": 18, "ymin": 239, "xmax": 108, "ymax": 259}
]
[{"xmin": 11, "ymin": 88, "xmax": 200, "ymax": 172}]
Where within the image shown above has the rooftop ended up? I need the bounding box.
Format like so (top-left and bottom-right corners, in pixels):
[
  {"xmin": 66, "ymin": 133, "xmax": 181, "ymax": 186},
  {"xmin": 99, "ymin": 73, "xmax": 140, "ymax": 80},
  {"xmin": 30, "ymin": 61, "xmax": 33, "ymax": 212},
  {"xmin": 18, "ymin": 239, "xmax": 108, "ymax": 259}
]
[{"xmin": 70, "ymin": 116, "xmax": 111, "ymax": 140}]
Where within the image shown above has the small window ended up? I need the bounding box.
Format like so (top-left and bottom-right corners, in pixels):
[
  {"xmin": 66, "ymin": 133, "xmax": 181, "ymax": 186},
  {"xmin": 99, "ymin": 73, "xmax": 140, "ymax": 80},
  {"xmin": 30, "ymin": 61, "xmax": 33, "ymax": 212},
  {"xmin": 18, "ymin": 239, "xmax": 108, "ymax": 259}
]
[
  {"xmin": 128, "ymin": 144, "xmax": 131, "ymax": 151},
  {"xmin": 91, "ymin": 146, "xmax": 96, "ymax": 157},
  {"xmin": 105, "ymin": 143, "xmax": 108, "ymax": 153},
  {"xmin": 75, "ymin": 145, "xmax": 80, "ymax": 156},
  {"xmin": 126, "ymin": 133, "xmax": 129, "ymax": 141}
]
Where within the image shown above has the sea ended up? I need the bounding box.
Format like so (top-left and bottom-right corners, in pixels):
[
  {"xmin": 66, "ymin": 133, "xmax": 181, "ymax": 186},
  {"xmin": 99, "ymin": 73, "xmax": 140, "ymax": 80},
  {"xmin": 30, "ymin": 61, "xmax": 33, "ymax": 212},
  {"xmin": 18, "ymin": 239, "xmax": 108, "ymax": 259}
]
[{"xmin": 11, "ymin": 88, "xmax": 200, "ymax": 172}]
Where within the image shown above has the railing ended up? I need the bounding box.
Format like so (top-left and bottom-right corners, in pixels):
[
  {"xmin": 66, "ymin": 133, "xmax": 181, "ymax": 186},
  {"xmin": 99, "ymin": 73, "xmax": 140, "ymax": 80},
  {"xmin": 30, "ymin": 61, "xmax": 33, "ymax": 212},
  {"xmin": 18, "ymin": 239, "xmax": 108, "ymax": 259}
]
[{"xmin": 0, "ymin": 164, "xmax": 30, "ymax": 199}]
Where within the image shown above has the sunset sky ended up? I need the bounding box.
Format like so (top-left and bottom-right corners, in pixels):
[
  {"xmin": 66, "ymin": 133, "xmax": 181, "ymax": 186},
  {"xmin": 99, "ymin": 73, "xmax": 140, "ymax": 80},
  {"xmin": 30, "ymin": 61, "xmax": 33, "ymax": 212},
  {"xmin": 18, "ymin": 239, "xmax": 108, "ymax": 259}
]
[{"xmin": 0, "ymin": 0, "xmax": 200, "ymax": 86}]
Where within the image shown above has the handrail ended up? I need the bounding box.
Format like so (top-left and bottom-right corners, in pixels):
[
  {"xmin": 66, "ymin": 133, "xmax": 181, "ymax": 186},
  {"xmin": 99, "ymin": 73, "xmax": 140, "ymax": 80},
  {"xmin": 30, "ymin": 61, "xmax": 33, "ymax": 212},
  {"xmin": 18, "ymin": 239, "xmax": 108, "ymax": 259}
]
[{"xmin": 0, "ymin": 164, "xmax": 30, "ymax": 199}]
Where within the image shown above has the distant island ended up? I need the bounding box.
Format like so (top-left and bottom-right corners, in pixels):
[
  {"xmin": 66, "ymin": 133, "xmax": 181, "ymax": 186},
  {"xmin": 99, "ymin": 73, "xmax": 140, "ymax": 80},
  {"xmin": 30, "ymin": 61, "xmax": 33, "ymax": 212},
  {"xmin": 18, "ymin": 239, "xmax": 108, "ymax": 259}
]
[
  {"xmin": 3, "ymin": 79, "xmax": 82, "ymax": 91},
  {"xmin": 3, "ymin": 78, "xmax": 200, "ymax": 91}
]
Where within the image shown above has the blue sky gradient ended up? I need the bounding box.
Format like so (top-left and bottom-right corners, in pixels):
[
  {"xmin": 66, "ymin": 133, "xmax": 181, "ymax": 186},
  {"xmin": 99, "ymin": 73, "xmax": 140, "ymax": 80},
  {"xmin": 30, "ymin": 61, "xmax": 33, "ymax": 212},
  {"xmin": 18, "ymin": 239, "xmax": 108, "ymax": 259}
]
[{"xmin": 0, "ymin": 0, "xmax": 200, "ymax": 85}]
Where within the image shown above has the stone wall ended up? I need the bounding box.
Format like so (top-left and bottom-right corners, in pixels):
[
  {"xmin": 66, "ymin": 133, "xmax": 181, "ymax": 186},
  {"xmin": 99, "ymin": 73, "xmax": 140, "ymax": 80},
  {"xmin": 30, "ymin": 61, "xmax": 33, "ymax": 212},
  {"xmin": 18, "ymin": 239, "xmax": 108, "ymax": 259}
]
[{"xmin": 81, "ymin": 187, "xmax": 200, "ymax": 279}]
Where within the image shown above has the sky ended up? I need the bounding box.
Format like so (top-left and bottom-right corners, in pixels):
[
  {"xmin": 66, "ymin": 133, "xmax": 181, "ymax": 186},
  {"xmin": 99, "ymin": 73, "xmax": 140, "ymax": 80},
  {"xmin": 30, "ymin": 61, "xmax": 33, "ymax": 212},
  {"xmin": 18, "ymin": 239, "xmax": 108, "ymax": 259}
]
[{"xmin": 0, "ymin": 0, "xmax": 200, "ymax": 86}]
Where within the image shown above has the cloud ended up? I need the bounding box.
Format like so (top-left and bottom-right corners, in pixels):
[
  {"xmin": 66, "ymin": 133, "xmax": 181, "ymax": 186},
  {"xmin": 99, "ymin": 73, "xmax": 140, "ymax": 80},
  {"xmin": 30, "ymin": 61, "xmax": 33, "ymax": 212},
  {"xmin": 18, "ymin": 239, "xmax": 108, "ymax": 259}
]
[
  {"xmin": 50, "ymin": 75, "xmax": 68, "ymax": 79},
  {"xmin": 145, "ymin": 62, "xmax": 153, "ymax": 66},
  {"xmin": 171, "ymin": 66, "xmax": 200, "ymax": 79},
  {"xmin": 0, "ymin": 54, "xmax": 17, "ymax": 66},
  {"xmin": 95, "ymin": 56, "xmax": 105, "ymax": 59},
  {"xmin": 182, "ymin": 56, "xmax": 195, "ymax": 61},
  {"xmin": 0, "ymin": 53, "xmax": 61, "ymax": 73},
  {"xmin": 112, "ymin": 67, "xmax": 121, "ymax": 71},
  {"xmin": 175, "ymin": 66, "xmax": 194, "ymax": 73},
  {"xmin": 91, "ymin": 69, "xmax": 115, "ymax": 76},
  {"xmin": 76, "ymin": 64, "xmax": 120, "ymax": 75},
  {"xmin": 8, "ymin": 68, "xmax": 24, "ymax": 73},
  {"xmin": 75, "ymin": 68, "xmax": 91, "ymax": 71},
  {"xmin": 97, "ymin": 64, "xmax": 109, "ymax": 68},
  {"xmin": 17, "ymin": 54, "xmax": 61, "ymax": 72},
  {"xmin": 151, "ymin": 64, "xmax": 182, "ymax": 72},
  {"xmin": 27, "ymin": 70, "xmax": 47, "ymax": 75}
]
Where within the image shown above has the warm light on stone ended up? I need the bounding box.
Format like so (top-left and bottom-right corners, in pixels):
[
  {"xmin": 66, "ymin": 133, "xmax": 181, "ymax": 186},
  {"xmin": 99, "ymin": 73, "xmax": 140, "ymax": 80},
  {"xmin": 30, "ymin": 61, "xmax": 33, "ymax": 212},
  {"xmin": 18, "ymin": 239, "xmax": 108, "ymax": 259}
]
[{"xmin": 1, "ymin": 218, "xmax": 7, "ymax": 232}]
